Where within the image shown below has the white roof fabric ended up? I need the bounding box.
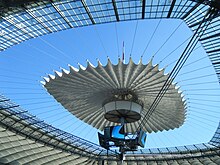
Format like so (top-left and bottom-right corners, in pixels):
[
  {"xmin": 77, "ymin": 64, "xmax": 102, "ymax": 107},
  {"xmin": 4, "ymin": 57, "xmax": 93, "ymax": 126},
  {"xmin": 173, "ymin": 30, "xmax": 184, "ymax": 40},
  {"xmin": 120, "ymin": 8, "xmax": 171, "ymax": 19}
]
[{"xmin": 44, "ymin": 58, "xmax": 186, "ymax": 133}]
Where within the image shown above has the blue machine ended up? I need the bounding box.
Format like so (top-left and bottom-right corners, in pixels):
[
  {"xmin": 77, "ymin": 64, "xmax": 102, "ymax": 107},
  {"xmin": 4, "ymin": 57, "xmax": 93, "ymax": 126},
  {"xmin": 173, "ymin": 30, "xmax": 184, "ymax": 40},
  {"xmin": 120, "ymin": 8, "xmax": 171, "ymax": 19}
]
[{"xmin": 98, "ymin": 125, "xmax": 147, "ymax": 152}]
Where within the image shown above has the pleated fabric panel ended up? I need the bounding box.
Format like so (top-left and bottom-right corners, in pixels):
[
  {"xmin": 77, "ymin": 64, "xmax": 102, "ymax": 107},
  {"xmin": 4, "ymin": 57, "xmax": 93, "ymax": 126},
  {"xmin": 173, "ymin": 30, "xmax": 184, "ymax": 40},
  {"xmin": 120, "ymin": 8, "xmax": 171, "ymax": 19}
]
[{"xmin": 44, "ymin": 58, "xmax": 186, "ymax": 133}]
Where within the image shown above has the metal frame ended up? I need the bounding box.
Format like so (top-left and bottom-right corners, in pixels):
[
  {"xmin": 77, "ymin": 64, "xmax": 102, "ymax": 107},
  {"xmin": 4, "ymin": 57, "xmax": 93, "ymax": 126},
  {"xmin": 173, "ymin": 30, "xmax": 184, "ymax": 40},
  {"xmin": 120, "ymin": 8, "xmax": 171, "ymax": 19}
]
[{"xmin": 0, "ymin": 0, "xmax": 220, "ymax": 81}]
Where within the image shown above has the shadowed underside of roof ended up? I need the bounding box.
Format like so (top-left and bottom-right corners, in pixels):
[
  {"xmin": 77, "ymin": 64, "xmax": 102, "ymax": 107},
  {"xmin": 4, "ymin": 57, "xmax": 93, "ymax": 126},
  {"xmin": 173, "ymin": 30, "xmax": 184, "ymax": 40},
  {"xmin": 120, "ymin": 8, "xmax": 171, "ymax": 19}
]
[
  {"xmin": 0, "ymin": 94, "xmax": 220, "ymax": 164},
  {"xmin": 0, "ymin": 125, "xmax": 220, "ymax": 164}
]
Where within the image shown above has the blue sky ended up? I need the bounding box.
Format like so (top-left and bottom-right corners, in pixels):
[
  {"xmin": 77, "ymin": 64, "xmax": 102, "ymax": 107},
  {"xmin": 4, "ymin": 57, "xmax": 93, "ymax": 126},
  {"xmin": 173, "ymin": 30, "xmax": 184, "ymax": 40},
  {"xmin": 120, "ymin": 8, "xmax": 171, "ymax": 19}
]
[{"xmin": 1, "ymin": 19, "xmax": 220, "ymax": 148}]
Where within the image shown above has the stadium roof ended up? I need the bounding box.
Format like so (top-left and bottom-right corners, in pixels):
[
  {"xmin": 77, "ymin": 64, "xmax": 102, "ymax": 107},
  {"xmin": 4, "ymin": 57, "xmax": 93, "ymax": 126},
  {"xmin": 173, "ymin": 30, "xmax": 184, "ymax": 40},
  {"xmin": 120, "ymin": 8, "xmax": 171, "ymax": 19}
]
[
  {"xmin": 0, "ymin": 93, "xmax": 219, "ymax": 164},
  {"xmin": 44, "ymin": 58, "xmax": 186, "ymax": 133},
  {"xmin": 0, "ymin": 0, "xmax": 220, "ymax": 79},
  {"xmin": 0, "ymin": 0, "xmax": 220, "ymax": 164}
]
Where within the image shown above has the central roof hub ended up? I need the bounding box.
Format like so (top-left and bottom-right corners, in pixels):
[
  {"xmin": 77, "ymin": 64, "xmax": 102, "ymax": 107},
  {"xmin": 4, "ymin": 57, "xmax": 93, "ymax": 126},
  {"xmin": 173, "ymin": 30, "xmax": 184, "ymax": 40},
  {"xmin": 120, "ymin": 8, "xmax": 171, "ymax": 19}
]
[{"xmin": 103, "ymin": 89, "xmax": 143, "ymax": 123}]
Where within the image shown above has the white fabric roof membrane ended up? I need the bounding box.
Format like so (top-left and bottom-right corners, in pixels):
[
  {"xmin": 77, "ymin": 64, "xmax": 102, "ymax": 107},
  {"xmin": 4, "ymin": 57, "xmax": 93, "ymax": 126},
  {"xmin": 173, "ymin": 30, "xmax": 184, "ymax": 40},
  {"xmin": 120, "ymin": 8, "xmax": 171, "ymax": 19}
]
[{"xmin": 44, "ymin": 58, "xmax": 186, "ymax": 133}]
